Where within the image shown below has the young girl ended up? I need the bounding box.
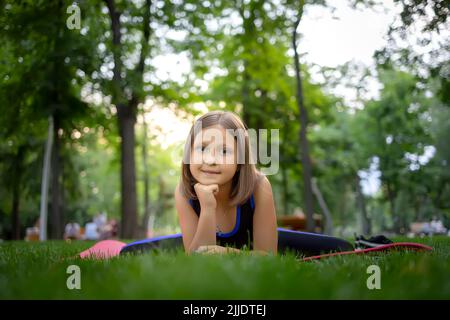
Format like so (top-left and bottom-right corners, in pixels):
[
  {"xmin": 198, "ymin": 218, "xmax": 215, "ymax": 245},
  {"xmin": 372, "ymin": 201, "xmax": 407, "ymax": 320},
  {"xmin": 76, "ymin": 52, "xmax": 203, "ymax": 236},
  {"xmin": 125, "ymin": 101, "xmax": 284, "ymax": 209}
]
[
  {"xmin": 174, "ymin": 110, "xmax": 278, "ymax": 255},
  {"xmin": 105, "ymin": 111, "xmax": 353, "ymax": 258}
]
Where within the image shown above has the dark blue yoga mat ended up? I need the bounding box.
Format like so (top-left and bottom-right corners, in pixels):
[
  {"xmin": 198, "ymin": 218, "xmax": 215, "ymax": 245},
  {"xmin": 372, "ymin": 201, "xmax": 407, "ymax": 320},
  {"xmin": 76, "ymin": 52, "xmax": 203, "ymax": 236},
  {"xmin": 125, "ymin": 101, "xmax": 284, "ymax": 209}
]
[{"xmin": 119, "ymin": 228, "xmax": 354, "ymax": 257}]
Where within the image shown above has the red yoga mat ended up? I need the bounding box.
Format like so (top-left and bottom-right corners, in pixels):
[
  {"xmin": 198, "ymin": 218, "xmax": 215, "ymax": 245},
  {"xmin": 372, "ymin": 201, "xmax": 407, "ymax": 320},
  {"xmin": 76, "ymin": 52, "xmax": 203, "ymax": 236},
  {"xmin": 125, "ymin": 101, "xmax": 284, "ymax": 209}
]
[{"xmin": 302, "ymin": 242, "xmax": 433, "ymax": 262}]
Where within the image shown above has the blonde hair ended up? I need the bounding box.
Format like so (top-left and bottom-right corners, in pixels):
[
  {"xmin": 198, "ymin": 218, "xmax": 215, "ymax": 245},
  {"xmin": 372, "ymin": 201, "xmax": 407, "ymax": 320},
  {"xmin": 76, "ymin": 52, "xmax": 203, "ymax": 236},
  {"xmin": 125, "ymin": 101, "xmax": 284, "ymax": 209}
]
[{"xmin": 179, "ymin": 110, "xmax": 262, "ymax": 206}]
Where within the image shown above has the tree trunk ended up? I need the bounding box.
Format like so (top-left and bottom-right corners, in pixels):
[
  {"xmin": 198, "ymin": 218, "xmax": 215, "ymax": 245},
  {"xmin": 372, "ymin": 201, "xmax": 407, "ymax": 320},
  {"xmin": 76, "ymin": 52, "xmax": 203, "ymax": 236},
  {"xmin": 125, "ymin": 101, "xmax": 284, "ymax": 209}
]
[
  {"xmin": 311, "ymin": 178, "xmax": 333, "ymax": 235},
  {"xmin": 48, "ymin": 1, "xmax": 64, "ymax": 240},
  {"xmin": 255, "ymin": 89, "xmax": 267, "ymax": 164},
  {"xmin": 11, "ymin": 179, "xmax": 21, "ymax": 240},
  {"xmin": 11, "ymin": 146, "xmax": 25, "ymax": 240},
  {"xmin": 118, "ymin": 106, "xmax": 138, "ymax": 239},
  {"xmin": 242, "ymin": 68, "xmax": 251, "ymax": 128},
  {"xmin": 105, "ymin": 0, "xmax": 151, "ymax": 239},
  {"xmin": 39, "ymin": 116, "xmax": 54, "ymax": 241},
  {"xmin": 386, "ymin": 181, "xmax": 398, "ymax": 232},
  {"xmin": 141, "ymin": 118, "xmax": 152, "ymax": 238},
  {"xmin": 50, "ymin": 113, "xmax": 62, "ymax": 239},
  {"xmin": 239, "ymin": 3, "xmax": 255, "ymax": 129},
  {"xmin": 281, "ymin": 163, "xmax": 288, "ymax": 215},
  {"xmin": 292, "ymin": 4, "xmax": 315, "ymax": 233},
  {"xmin": 281, "ymin": 117, "xmax": 289, "ymax": 215},
  {"xmin": 158, "ymin": 175, "xmax": 167, "ymax": 213},
  {"xmin": 355, "ymin": 174, "xmax": 371, "ymax": 235}
]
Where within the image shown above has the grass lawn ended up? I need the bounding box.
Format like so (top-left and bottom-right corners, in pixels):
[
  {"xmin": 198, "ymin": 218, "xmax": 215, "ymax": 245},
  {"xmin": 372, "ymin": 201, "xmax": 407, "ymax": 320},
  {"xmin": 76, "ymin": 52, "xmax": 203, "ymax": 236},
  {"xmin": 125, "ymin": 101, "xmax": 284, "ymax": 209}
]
[{"xmin": 0, "ymin": 236, "xmax": 449, "ymax": 299}]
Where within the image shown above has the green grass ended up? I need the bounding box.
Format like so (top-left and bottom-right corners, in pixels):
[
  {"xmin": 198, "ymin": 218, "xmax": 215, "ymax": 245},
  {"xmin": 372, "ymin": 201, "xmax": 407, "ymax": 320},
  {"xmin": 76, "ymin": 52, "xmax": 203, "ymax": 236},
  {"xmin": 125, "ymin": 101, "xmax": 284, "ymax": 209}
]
[{"xmin": 0, "ymin": 236, "xmax": 449, "ymax": 299}]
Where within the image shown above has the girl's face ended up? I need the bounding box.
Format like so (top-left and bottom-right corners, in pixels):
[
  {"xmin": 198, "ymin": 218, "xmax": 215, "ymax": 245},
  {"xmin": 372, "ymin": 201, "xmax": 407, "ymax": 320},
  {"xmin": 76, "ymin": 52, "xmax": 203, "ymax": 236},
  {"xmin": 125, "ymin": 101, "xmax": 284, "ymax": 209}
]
[{"xmin": 189, "ymin": 125, "xmax": 238, "ymax": 186}]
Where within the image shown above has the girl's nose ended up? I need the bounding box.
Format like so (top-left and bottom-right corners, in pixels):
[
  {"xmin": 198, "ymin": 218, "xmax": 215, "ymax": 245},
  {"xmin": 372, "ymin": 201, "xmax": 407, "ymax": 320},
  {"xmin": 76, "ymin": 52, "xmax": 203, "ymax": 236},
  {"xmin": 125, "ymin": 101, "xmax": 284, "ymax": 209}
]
[{"xmin": 203, "ymin": 148, "xmax": 217, "ymax": 165}]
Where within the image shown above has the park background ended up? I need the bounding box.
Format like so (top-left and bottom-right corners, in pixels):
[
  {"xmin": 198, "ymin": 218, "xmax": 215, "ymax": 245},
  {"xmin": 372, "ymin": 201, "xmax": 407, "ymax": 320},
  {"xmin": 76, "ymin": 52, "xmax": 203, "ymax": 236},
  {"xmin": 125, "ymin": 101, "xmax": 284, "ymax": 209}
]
[{"xmin": 0, "ymin": 0, "xmax": 449, "ymax": 242}]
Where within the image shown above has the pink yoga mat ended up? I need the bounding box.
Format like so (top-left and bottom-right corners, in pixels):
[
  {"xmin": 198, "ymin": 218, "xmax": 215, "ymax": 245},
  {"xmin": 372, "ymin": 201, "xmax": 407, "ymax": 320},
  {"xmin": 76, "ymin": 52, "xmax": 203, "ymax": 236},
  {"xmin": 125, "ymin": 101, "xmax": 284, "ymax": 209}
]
[{"xmin": 79, "ymin": 240, "xmax": 126, "ymax": 259}]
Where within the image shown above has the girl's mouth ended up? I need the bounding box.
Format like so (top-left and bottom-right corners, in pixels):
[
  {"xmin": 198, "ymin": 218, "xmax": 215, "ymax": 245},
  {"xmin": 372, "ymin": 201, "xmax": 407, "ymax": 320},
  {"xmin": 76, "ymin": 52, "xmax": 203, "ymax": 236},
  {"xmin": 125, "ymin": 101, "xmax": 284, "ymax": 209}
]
[{"xmin": 201, "ymin": 169, "xmax": 221, "ymax": 175}]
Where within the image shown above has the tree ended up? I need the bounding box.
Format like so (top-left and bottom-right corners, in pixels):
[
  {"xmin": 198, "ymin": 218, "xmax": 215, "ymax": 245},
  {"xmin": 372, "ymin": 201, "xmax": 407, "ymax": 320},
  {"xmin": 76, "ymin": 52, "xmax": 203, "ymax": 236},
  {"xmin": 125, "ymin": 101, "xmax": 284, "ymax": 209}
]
[
  {"xmin": 0, "ymin": 1, "xmax": 98, "ymax": 239},
  {"xmin": 292, "ymin": 0, "xmax": 315, "ymax": 232}
]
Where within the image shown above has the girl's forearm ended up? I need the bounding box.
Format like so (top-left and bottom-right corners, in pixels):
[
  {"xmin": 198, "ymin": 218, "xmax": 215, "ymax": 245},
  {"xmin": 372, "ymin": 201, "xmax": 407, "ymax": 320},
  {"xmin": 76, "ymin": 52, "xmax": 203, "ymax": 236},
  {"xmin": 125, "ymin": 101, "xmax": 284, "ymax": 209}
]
[
  {"xmin": 232, "ymin": 248, "xmax": 270, "ymax": 256},
  {"xmin": 196, "ymin": 245, "xmax": 273, "ymax": 255},
  {"xmin": 188, "ymin": 208, "xmax": 217, "ymax": 253}
]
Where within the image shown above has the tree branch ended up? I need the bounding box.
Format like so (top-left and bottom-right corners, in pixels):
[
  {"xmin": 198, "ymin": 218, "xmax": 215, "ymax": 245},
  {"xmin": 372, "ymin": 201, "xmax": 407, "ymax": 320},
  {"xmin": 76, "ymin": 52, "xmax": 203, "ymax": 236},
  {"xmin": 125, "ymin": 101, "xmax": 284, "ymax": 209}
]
[
  {"xmin": 130, "ymin": 0, "xmax": 151, "ymax": 108},
  {"xmin": 104, "ymin": 0, "xmax": 124, "ymax": 103}
]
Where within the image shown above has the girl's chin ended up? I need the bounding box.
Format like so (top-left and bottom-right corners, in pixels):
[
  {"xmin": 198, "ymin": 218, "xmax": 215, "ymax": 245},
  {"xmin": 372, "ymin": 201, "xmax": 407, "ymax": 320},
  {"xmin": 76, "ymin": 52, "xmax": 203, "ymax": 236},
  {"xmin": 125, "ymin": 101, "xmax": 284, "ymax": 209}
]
[
  {"xmin": 195, "ymin": 175, "xmax": 224, "ymax": 184},
  {"xmin": 198, "ymin": 177, "xmax": 220, "ymax": 184}
]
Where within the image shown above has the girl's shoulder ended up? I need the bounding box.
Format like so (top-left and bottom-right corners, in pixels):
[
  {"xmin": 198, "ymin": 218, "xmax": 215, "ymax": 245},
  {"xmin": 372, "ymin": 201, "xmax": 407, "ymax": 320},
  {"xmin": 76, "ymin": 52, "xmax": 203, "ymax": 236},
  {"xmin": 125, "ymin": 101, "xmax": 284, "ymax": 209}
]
[
  {"xmin": 254, "ymin": 173, "xmax": 271, "ymax": 192},
  {"xmin": 253, "ymin": 174, "xmax": 273, "ymax": 203},
  {"xmin": 174, "ymin": 182, "xmax": 192, "ymax": 206}
]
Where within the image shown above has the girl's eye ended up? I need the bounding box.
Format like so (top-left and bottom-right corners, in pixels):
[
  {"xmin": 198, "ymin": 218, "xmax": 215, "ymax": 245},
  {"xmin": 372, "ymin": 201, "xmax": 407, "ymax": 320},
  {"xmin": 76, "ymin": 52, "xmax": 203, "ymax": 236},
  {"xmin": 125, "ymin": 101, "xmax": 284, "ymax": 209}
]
[{"xmin": 194, "ymin": 145, "xmax": 232, "ymax": 155}]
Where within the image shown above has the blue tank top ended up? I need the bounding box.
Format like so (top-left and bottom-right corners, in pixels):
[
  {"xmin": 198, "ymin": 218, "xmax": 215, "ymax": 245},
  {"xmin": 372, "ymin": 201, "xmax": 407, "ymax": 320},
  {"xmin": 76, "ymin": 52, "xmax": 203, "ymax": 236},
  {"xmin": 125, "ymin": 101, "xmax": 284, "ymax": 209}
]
[{"xmin": 188, "ymin": 195, "xmax": 255, "ymax": 250}]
